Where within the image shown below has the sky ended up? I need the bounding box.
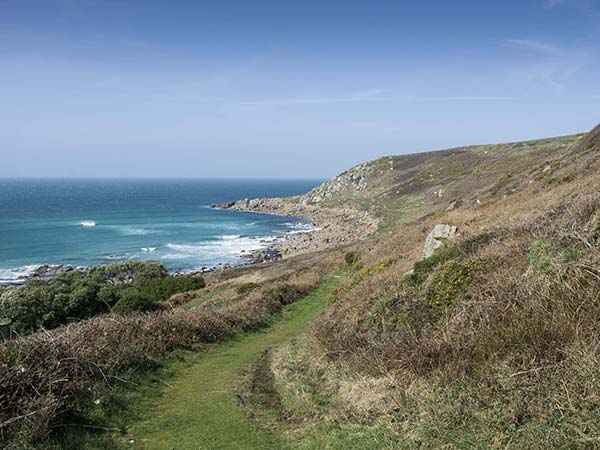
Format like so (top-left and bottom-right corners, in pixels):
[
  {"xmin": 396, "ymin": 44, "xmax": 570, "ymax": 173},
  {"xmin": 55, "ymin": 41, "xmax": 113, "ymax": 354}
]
[{"xmin": 0, "ymin": 0, "xmax": 599, "ymax": 179}]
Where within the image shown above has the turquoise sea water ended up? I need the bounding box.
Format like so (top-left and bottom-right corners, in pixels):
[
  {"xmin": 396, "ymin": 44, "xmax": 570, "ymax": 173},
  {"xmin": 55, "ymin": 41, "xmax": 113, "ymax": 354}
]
[{"xmin": 0, "ymin": 179, "xmax": 321, "ymax": 284}]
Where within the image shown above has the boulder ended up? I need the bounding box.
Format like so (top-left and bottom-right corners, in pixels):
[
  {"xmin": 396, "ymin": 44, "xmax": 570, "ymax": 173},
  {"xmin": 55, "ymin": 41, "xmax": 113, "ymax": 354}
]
[
  {"xmin": 422, "ymin": 224, "xmax": 458, "ymax": 259},
  {"xmin": 445, "ymin": 199, "xmax": 461, "ymax": 211}
]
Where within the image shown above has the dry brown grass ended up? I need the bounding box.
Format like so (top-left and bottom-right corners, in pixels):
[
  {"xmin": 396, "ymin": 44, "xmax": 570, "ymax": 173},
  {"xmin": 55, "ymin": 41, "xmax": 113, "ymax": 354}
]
[{"xmin": 270, "ymin": 139, "xmax": 600, "ymax": 446}]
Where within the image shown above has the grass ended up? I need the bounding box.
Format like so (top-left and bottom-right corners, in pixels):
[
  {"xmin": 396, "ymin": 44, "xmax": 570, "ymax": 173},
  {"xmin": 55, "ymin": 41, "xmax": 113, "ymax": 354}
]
[{"xmin": 106, "ymin": 272, "xmax": 344, "ymax": 450}]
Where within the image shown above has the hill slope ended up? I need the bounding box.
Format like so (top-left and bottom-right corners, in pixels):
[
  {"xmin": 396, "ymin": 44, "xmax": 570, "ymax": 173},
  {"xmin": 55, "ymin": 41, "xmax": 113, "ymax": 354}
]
[
  {"xmin": 251, "ymin": 123, "xmax": 600, "ymax": 448},
  {"xmin": 301, "ymin": 133, "xmax": 586, "ymax": 229}
]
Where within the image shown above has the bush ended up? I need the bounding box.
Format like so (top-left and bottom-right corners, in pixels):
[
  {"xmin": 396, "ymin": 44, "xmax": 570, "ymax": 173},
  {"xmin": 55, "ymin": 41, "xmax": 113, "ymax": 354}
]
[
  {"xmin": 236, "ymin": 282, "xmax": 259, "ymax": 296},
  {"xmin": 425, "ymin": 260, "xmax": 478, "ymax": 316},
  {"xmin": 0, "ymin": 262, "xmax": 205, "ymax": 336},
  {"xmin": 407, "ymin": 232, "xmax": 495, "ymax": 286},
  {"xmin": 111, "ymin": 289, "xmax": 160, "ymax": 315},
  {"xmin": 344, "ymin": 251, "xmax": 359, "ymax": 266}
]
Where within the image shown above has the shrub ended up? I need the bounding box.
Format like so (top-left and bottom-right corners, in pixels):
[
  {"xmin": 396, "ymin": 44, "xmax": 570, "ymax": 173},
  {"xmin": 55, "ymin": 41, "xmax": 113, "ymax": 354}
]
[
  {"xmin": 407, "ymin": 232, "xmax": 495, "ymax": 286},
  {"xmin": 111, "ymin": 289, "xmax": 160, "ymax": 315},
  {"xmin": 236, "ymin": 282, "xmax": 259, "ymax": 296},
  {"xmin": 344, "ymin": 252, "xmax": 359, "ymax": 266},
  {"xmin": 0, "ymin": 262, "xmax": 205, "ymax": 336},
  {"xmin": 327, "ymin": 261, "xmax": 388, "ymax": 305},
  {"xmin": 527, "ymin": 240, "xmax": 582, "ymax": 280},
  {"xmin": 425, "ymin": 260, "xmax": 478, "ymax": 316}
]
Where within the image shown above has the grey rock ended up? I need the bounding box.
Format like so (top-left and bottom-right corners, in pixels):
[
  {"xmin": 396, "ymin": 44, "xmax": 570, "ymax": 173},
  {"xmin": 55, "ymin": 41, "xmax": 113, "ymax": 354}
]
[
  {"xmin": 26, "ymin": 264, "xmax": 75, "ymax": 281},
  {"xmin": 422, "ymin": 224, "xmax": 458, "ymax": 259},
  {"xmin": 445, "ymin": 199, "xmax": 461, "ymax": 211}
]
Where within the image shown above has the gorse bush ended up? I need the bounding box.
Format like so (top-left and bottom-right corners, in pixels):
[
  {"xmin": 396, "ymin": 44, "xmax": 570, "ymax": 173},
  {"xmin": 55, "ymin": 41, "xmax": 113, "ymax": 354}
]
[
  {"xmin": 0, "ymin": 261, "xmax": 205, "ymax": 335},
  {"xmin": 111, "ymin": 288, "xmax": 161, "ymax": 315},
  {"xmin": 425, "ymin": 260, "xmax": 478, "ymax": 316},
  {"xmin": 327, "ymin": 261, "xmax": 388, "ymax": 305}
]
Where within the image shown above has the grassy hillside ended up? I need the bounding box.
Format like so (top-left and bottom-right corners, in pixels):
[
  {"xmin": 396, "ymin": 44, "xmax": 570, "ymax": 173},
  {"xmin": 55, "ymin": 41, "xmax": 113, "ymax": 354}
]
[
  {"xmin": 253, "ymin": 123, "xmax": 600, "ymax": 448},
  {"xmin": 301, "ymin": 132, "xmax": 587, "ymax": 231}
]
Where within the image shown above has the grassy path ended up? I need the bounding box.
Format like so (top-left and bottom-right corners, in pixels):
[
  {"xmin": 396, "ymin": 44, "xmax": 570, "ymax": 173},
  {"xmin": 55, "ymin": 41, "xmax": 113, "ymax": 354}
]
[{"xmin": 120, "ymin": 273, "xmax": 342, "ymax": 450}]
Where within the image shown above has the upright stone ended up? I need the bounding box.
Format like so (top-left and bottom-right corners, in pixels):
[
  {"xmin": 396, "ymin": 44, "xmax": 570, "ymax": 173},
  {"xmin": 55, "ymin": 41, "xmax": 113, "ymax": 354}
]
[{"xmin": 422, "ymin": 224, "xmax": 458, "ymax": 259}]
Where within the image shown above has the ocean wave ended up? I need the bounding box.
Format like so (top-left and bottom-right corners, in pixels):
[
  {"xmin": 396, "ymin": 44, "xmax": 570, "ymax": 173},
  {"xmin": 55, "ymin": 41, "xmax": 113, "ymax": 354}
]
[
  {"xmin": 165, "ymin": 234, "xmax": 273, "ymax": 260},
  {"xmin": 283, "ymin": 221, "xmax": 315, "ymax": 230},
  {"xmin": 103, "ymin": 253, "xmax": 134, "ymax": 260},
  {"xmin": 141, "ymin": 247, "xmax": 157, "ymax": 253},
  {"xmin": 107, "ymin": 225, "xmax": 161, "ymax": 236},
  {"xmin": 280, "ymin": 221, "xmax": 320, "ymax": 234},
  {"xmin": 80, "ymin": 220, "xmax": 96, "ymax": 227},
  {"xmin": 285, "ymin": 227, "xmax": 322, "ymax": 235},
  {"xmin": 0, "ymin": 265, "xmax": 41, "ymax": 285}
]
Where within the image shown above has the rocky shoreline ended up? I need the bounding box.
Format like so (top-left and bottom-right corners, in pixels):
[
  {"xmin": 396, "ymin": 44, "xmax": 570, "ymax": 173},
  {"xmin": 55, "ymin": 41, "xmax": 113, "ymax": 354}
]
[{"xmin": 213, "ymin": 196, "xmax": 378, "ymax": 258}]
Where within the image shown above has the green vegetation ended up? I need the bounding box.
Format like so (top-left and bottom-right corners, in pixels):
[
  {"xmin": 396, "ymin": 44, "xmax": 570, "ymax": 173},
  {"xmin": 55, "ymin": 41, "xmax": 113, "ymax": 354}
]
[
  {"xmin": 498, "ymin": 171, "xmax": 514, "ymax": 182},
  {"xmin": 0, "ymin": 261, "xmax": 204, "ymax": 335},
  {"xmin": 344, "ymin": 251, "xmax": 359, "ymax": 266},
  {"xmin": 236, "ymin": 282, "xmax": 259, "ymax": 296},
  {"xmin": 56, "ymin": 272, "xmax": 343, "ymax": 450},
  {"xmin": 527, "ymin": 239, "xmax": 582, "ymax": 280},
  {"xmin": 425, "ymin": 260, "xmax": 478, "ymax": 315},
  {"xmin": 0, "ymin": 266, "xmax": 323, "ymax": 449},
  {"xmin": 407, "ymin": 232, "xmax": 495, "ymax": 286},
  {"xmin": 327, "ymin": 261, "xmax": 388, "ymax": 305}
]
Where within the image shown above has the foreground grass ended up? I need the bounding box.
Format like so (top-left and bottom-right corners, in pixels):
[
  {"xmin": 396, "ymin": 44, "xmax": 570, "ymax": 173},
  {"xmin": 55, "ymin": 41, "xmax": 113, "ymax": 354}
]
[{"xmin": 105, "ymin": 272, "xmax": 343, "ymax": 450}]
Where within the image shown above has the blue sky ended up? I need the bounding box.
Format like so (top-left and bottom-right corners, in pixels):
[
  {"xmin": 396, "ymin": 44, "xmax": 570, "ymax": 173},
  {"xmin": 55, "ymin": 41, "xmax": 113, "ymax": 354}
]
[{"xmin": 0, "ymin": 0, "xmax": 599, "ymax": 178}]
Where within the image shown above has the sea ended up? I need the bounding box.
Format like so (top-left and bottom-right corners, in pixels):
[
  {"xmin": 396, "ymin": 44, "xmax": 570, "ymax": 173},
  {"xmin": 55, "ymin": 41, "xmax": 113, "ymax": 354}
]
[{"xmin": 0, "ymin": 179, "xmax": 322, "ymax": 285}]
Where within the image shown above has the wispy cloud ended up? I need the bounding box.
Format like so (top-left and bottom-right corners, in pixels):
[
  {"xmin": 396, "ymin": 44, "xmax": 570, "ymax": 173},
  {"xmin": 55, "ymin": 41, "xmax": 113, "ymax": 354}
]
[
  {"xmin": 507, "ymin": 39, "xmax": 563, "ymax": 55},
  {"xmin": 545, "ymin": 0, "xmax": 567, "ymax": 8},
  {"xmin": 239, "ymin": 89, "xmax": 389, "ymax": 106},
  {"xmin": 239, "ymin": 91, "xmax": 516, "ymax": 107},
  {"xmin": 418, "ymin": 96, "xmax": 516, "ymax": 102},
  {"xmin": 506, "ymin": 38, "xmax": 589, "ymax": 91}
]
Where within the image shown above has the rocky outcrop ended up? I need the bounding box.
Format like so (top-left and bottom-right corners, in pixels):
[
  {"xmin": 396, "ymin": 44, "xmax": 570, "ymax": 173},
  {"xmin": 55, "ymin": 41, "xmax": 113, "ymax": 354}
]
[
  {"xmin": 422, "ymin": 224, "xmax": 458, "ymax": 259},
  {"xmin": 26, "ymin": 265, "xmax": 76, "ymax": 282},
  {"xmin": 301, "ymin": 162, "xmax": 372, "ymax": 203},
  {"xmin": 240, "ymin": 248, "xmax": 282, "ymax": 263},
  {"xmin": 222, "ymin": 197, "xmax": 378, "ymax": 258},
  {"xmin": 211, "ymin": 201, "xmax": 236, "ymax": 209}
]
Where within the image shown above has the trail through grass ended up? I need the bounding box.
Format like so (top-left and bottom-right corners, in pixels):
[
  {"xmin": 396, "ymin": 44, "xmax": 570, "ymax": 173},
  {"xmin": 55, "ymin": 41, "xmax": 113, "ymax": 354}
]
[{"xmin": 118, "ymin": 273, "xmax": 343, "ymax": 450}]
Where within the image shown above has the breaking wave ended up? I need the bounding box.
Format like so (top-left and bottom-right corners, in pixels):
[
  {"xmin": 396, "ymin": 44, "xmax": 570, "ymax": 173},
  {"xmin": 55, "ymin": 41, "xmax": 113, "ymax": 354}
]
[{"xmin": 0, "ymin": 265, "xmax": 41, "ymax": 285}]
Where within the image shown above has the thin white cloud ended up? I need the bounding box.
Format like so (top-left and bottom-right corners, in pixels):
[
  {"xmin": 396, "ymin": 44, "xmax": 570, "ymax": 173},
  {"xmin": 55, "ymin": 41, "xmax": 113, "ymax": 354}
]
[
  {"xmin": 239, "ymin": 92, "xmax": 516, "ymax": 107},
  {"xmin": 545, "ymin": 0, "xmax": 567, "ymax": 8},
  {"xmin": 419, "ymin": 96, "xmax": 516, "ymax": 102},
  {"xmin": 506, "ymin": 38, "xmax": 590, "ymax": 91},
  {"xmin": 239, "ymin": 89, "xmax": 389, "ymax": 106},
  {"xmin": 507, "ymin": 39, "xmax": 563, "ymax": 55}
]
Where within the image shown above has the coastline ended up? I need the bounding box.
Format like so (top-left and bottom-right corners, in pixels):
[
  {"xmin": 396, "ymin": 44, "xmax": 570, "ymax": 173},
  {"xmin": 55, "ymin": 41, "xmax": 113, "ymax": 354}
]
[{"xmin": 220, "ymin": 196, "xmax": 378, "ymax": 257}]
